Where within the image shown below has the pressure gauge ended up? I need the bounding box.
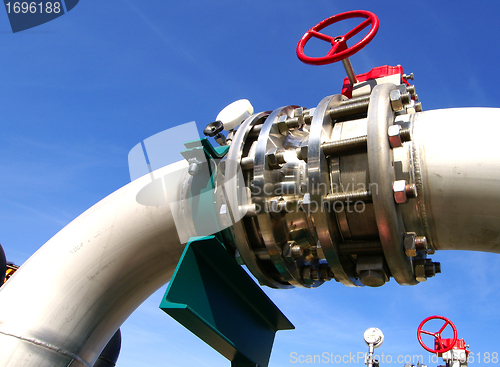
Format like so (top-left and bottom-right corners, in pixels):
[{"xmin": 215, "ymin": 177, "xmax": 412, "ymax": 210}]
[{"xmin": 364, "ymin": 328, "xmax": 384, "ymax": 348}]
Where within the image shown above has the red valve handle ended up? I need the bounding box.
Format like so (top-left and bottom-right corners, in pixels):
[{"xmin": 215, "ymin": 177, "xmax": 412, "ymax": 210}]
[
  {"xmin": 417, "ymin": 316, "xmax": 458, "ymax": 354},
  {"xmin": 296, "ymin": 10, "xmax": 379, "ymax": 66}
]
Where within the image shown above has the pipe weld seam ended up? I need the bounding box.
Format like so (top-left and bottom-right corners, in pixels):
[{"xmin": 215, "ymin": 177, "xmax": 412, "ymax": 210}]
[{"xmin": 0, "ymin": 329, "xmax": 91, "ymax": 367}]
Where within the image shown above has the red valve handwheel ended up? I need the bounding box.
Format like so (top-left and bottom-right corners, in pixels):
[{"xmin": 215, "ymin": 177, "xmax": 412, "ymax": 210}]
[
  {"xmin": 296, "ymin": 10, "xmax": 379, "ymax": 66},
  {"xmin": 417, "ymin": 316, "xmax": 458, "ymax": 354}
]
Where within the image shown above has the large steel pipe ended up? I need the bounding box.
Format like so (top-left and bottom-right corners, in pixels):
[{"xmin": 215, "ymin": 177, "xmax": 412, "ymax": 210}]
[
  {"xmin": 412, "ymin": 108, "xmax": 500, "ymax": 252},
  {"xmin": 2, "ymin": 104, "xmax": 500, "ymax": 366},
  {"xmin": 0, "ymin": 162, "xmax": 187, "ymax": 367}
]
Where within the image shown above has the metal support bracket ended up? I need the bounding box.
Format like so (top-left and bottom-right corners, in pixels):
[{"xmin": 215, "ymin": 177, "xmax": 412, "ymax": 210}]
[
  {"xmin": 160, "ymin": 235, "xmax": 294, "ymax": 367},
  {"xmin": 180, "ymin": 138, "xmax": 230, "ymax": 237}
]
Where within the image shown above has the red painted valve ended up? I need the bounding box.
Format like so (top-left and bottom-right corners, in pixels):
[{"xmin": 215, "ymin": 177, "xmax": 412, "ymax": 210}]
[
  {"xmin": 296, "ymin": 10, "xmax": 379, "ymax": 66},
  {"xmin": 417, "ymin": 315, "xmax": 458, "ymax": 354}
]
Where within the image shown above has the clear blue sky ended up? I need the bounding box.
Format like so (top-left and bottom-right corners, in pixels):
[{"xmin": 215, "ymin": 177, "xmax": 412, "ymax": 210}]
[{"xmin": 1, "ymin": 1, "xmax": 499, "ymax": 366}]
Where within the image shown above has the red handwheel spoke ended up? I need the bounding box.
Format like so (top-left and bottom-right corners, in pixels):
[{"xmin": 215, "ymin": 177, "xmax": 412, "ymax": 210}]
[
  {"xmin": 326, "ymin": 43, "xmax": 340, "ymax": 57},
  {"xmin": 438, "ymin": 321, "xmax": 449, "ymax": 335},
  {"xmin": 420, "ymin": 330, "xmax": 436, "ymax": 336},
  {"xmin": 343, "ymin": 18, "xmax": 372, "ymax": 41},
  {"xmin": 309, "ymin": 30, "xmax": 334, "ymax": 43}
]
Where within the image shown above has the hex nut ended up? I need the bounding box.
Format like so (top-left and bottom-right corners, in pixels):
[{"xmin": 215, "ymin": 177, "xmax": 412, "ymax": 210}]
[
  {"xmin": 390, "ymin": 89, "xmax": 404, "ymax": 111},
  {"xmin": 310, "ymin": 268, "xmax": 320, "ymax": 281},
  {"xmin": 277, "ymin": 114, "xmax": 288, "ymax": 135},
  {"xmin": 291, "ymin": 244, "xmax": 303, "ymax": 259},
  {"xmin": 424, "ymin": 259, "xmax": 440, "ymax": 278},
  {"xmin": 302, "ymin": 267, "xmax": 313, "ymax": 285},
  {"xmin": 388, "ymin": 124, "xmax": 403, "ymax": 148},
  {"xmin": 404, "ymin": 232, "xmax": 417, "ymax": 257},
  {"xmin": 268, "ymin": 199, "xmax": 279, "ymax": 213},
  {"xmin": 282, "ymin": 241, "xmax": 296, "ymax": 263},
  {"xmin": 393, "ymin": 180, "xmax": 408, "ymax": 204},
  {"xmin": 319, "ymin": 264, "xmax": 331, "ymax": 281},
  {"xmin": 397, "ymin": 84, "xmax": 411, "ymax": 105},
  {"xmin": 414, "ymin": 259, "xmax": 427, "ymax": 282},
  {"xmin": 266, "ymin": 148, "xmax": 279, "ymax": 168},
  {"xmin": 294, "ymin": 107, "xmax": 304, "ymax": 118},
  {"xmin": 299, "ymin": 145, "xmax": 308, "ymax": 162}
]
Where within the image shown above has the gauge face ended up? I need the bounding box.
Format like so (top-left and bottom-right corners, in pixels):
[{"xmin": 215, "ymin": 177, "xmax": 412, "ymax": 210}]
[{"xmin": 364, "ymin": 327, "xmax": 384, "ymax": 348}]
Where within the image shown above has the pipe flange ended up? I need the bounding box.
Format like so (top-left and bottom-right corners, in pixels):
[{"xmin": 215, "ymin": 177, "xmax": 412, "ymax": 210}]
[
  {"xmin": 253, "ymin": 106, "xmax": 322, "ymax": 288},
  {"xmin": 308, "ymin": 94, "xmax": 361, "ymax": 287},
  {"xmin": 367, "ymin": 84, "xmax": 417, "ymax": 285},
  {"xmin": 223, "ymin": 111, "xmax": 290, "ymax": 289}
]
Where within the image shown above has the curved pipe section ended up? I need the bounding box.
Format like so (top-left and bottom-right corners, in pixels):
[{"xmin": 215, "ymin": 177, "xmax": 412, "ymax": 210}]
[
  {"xmin": 0, "ymin": 161, "xmax": 188, "ymax": 367},
  {"xmin": 2, "ymin": 104, "xmax": 500, "ymax": 366},
  {"xmin": 412, "ymin": 107, "xmax": 500, "ymax": 252}
]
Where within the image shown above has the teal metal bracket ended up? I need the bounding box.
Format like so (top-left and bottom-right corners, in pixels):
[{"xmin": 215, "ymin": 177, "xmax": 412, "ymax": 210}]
[
  {"xmin": 160, "ymin": 235, "xmax": 294, "ymax": 367},
  {"xmin": 180, "ymin": 138, "xmax": 230, "ymax": 237}
]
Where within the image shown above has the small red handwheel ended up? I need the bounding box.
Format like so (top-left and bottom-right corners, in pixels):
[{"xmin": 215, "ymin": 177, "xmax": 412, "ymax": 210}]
[
  {"xmin": 417, "ymin": 315, "xmax": 458, "ymax": 354},
  {"xmin": 296, "ymin": 10, "xmax": 379, "ymax": 65}
]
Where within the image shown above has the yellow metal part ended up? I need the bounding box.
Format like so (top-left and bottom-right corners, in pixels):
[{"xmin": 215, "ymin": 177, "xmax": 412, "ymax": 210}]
[{"xmin": 4, "ymin": 264, "xmax": 19, "ymax": 284}]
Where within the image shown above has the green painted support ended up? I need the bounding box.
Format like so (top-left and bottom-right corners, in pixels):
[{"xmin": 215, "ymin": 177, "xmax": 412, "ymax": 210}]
[
  {"xmin": 180, "ymin": 138, "xmax": 230, "ymax": 237},
  {"xmin": 160, "ymin": 236, "xmax": 294, "ymax": 367}
]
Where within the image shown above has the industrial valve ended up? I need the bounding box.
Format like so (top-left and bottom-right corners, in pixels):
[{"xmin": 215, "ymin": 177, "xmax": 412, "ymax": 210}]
[
  {"xmin": 417, "ymin": 316, "xmax": 469, "ymax": 367},
  {"xmin": 197, "ymin": 10, "xmax": 440, "ymax": 289}
]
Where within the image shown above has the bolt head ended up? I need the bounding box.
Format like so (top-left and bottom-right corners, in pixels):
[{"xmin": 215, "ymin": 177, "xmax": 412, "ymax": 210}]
[
  {"xmin": 393, "ymin": 180, "xmax": 408, "ymax": 204},
  {"xmin": 187, "ymin": 159, "xmax": 201, "ymax": 176},
  {"xmin": 359, "ymin": 270, "xmax": 386, "ymax": 287},
  {"xmin": 388, "ymin": 124, "xmax": 403, "ymax": 148},
  {"xmin": 415, "ymin": 236, "xmax": 428, "ymax": 251}
]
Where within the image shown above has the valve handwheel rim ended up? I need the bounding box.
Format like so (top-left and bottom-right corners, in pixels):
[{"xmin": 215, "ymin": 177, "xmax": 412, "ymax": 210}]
[
  {"xmin": 296, "ymin": 10, "xmax": 379, "ymax": 65},
  {"xmin": 417, "ymin": 315, "xmax": 458, "ymax": 354}
]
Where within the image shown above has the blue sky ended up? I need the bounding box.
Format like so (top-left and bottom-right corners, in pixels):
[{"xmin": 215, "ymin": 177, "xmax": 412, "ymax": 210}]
[{"xmin": 1, "ymin": 1, "xmax": 500, "ymax": 366}]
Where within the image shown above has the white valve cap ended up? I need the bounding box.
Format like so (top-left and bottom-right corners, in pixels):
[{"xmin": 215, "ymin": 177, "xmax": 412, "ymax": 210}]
[
  {"xmin": 364, "ymin": 327, "xmax": 384, "ymax": 348},
  {"xmin": 216, "ymin": 99, "xmax": 254, "ymax": 131}
]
